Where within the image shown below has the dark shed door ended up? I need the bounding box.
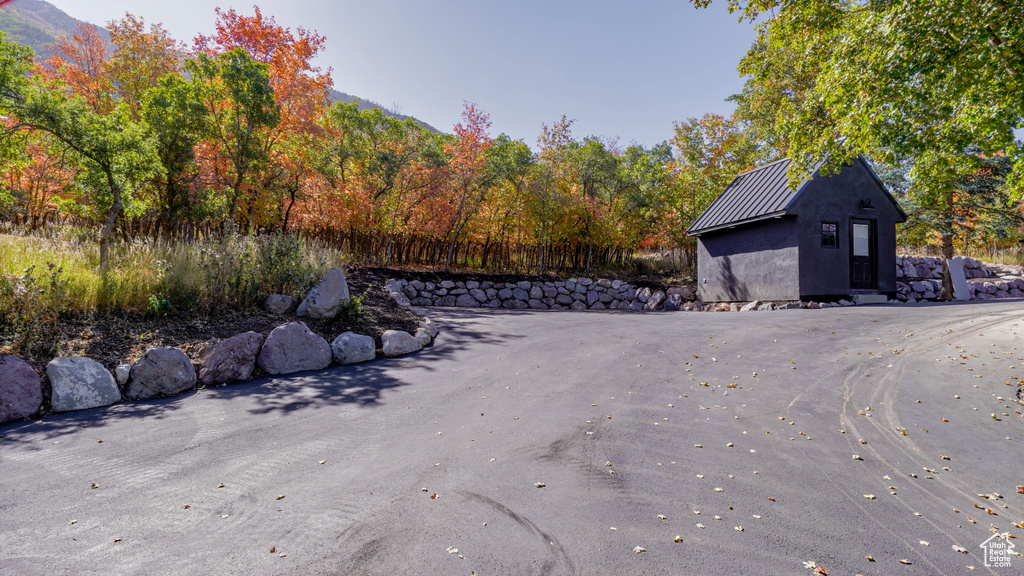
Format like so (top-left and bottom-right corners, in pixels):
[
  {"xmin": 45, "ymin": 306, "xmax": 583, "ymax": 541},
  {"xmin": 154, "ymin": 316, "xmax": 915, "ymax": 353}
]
[{"xmin": 850, "ymin": 219, "xmax": 875, "ymax": 289}]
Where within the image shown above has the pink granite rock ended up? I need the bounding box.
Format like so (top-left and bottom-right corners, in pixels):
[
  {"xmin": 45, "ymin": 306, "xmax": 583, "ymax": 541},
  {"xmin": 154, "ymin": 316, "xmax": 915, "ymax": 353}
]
[{"xmin": 0, "ymin": 355, "xmax": 42, "ymax": 423}]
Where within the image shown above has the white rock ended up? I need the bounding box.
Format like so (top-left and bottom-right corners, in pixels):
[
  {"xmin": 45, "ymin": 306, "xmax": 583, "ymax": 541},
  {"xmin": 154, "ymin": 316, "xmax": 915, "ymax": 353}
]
[
  {"xmin": 297, "ymin": 268, "xmax": 350, "ymax": 319},
  {"xmin": 418, "ymin": 317, "xmax": 438, "ymax": 338},
  {"xmin": 331, "ymin": 332, "xmax": 376, "ymax": 365},
  {"xmin": 257, "ymin": 322, "xmax": 332, "ymax": 375},
  {"xmin": 114, "ymin": 364, "xmax": 132, "ymax": 386},
  {"xmin": 414, "ymin": 327, "xmax": 432, "ymax": 347},
  {"xmin": 382, "ymin": 330, "xmax": 422, "ymax": 357},
  {"xmin": 47, "ymin": 357, "xmax": 121, "ymax": 412}
]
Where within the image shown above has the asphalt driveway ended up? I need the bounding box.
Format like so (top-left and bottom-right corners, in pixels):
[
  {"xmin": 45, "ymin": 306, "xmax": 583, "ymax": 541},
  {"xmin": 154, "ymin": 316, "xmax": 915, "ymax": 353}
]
[{"xmin": 2, "ymin": 301, "xmax": 1023, "ymax": 575}]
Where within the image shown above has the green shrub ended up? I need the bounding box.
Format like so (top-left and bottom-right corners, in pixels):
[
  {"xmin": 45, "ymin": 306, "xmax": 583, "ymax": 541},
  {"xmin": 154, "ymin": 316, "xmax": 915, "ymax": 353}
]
[
  {"xmin": 253, "ymin": 233, "xmax": 326, "ymax": 298},
  {"xmin": 337, "ymin": 288, "xmax": 366, "ymax": 321},
  {"xmin": 147, "ymin": 292, "xmax": 173, "ymax": 316},
  {"xmin": 0, "ymin": 263, "xmax": 67, "ymax": 359}
]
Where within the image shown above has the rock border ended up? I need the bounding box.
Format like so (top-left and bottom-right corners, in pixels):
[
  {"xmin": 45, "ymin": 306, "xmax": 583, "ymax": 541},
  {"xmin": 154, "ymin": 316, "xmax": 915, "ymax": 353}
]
[
  {"xmin": 383, "ymin": 277, "xmax": 694, "ymax": 312},
  {"xmin": 0, "ymin": 268, "xmax": 438, "ymax": 424},
  {"xmin": 895, "ymin": 255, "xmax": 1024, "ymax": 302}
]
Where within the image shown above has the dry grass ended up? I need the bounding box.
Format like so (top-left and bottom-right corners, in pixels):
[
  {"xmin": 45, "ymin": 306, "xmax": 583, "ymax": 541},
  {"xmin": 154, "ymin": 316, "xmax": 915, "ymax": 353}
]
[{"xmin": 0, "ymin": 229, "xmax": 351, "ymax": 358}]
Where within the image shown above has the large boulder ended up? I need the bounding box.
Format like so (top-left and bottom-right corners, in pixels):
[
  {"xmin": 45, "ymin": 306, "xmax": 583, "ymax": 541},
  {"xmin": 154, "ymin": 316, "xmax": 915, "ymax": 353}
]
[
  {"xmin": 381, "ymin": 330, "xmax": 422, "ymax": 357},
  {"xmin": 264, "ymin": 294, "xmax": 297, "ymax": 315},
  {"xmin": 47, "ymin": 357, "xmax": 121, "ymax": 412},
  {"xmin": 0, "ymin": 355, "xmax": 42, "ymax": 423},
  {"xmin": 198, "ymin": 332, "xmax": 264, "ymax": 385},
  {"xmin": 663, "ymin": 293, "xmax": 683, "ymax": 311},
  {"xmin": 127, "ymin": 347, "xmax": 197, "ymax": 400},
  {"xmin": 456, "ymin": 294, "xmax": 480, "ymax": 307},
  {"xmin": 644, "ymin": 290, "xmax": 666, "ymax": 311},
  {"xmin": 297, "ymin": 268, "xmax": 351, "ymax": 319},
  {"xmin": 258, "ymin": 322, "xmax": 332, "ymax": 375},
  {"xmin": 331, "ymin": 332, "xmax": 376, "ymax": 365}
]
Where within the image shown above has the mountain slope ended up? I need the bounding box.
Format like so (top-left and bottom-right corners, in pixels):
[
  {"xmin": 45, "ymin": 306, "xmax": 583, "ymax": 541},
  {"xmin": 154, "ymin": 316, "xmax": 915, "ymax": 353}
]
[
  {"xmin": 0, "ymin": 0, "xmax": 439, "ymax": 132},
  {"xmin": 327, "ymin": 88, "xmax": 438, "ymax": 132},
  {"xmin": 0, "ymin": 0, "xmax": 110, "ymax": 61}
]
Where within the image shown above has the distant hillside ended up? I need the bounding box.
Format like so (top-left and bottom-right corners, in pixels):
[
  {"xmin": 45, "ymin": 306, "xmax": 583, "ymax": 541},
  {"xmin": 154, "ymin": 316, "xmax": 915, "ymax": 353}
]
[
  {"xmin": 0, "ymin": 1, "xmax": 439, "ymax": 133},
  {"xmin": 327, "ymin": 88, "xmax": 439, "ymax": 133},
  {"xmin": 0, "ymin": 0, "xmax": 110, "ymax": 61}
]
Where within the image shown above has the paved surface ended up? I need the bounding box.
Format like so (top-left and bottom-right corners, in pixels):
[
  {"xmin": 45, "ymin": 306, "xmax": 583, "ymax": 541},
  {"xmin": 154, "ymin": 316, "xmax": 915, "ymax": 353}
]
[{"xmin": 2, "ymin": 302, "xmax": 1024, "ymax": 575}]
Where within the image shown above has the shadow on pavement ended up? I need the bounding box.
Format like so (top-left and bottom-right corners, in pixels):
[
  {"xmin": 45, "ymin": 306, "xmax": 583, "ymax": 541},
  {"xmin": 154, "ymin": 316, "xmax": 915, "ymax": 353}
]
[{"xmin": 0, "ymin": 309, "xmax": 518, "ymax": 441}]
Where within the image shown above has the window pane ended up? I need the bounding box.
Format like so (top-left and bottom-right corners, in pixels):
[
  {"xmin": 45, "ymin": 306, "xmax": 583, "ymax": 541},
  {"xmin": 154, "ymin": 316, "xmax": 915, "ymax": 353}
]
[
  {"xmin": 853, "ymin": 223, "xmax": 870, "ymax": 256},
  {"xmin": 821, "ymin": 223, "xmax": 837, "ymax": 247}
]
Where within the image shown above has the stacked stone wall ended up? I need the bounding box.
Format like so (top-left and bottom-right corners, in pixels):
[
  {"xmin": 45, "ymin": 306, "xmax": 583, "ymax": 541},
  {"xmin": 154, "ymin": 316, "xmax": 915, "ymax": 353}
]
[{"xmin": 384, "ymin": 278, "xmax": 695, "ymax": 312}]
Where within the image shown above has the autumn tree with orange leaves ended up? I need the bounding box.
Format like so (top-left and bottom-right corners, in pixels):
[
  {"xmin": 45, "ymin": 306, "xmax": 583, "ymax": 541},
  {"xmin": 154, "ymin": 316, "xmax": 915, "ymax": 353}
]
[
  {"xmin": 443, "ymin": 102, "xmax": 493, "ymax": 270},
  {"xmin": 35, "ymin": 23, "xmax": 112, "ymax": 114},
  {"xmin": 194, "ymin": 6, "xmax": 332, "ymax": 231}
]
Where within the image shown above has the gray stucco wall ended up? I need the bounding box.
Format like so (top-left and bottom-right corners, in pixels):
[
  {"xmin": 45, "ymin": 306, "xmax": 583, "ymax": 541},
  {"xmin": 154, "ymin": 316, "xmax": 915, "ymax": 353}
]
[
  {"xmin": 697, "ymin": 217, "xmax": 800, "ymax": 302},
  {"xmin": 790, "ymin": 158, "xmax": 901, "ymax": 298}
]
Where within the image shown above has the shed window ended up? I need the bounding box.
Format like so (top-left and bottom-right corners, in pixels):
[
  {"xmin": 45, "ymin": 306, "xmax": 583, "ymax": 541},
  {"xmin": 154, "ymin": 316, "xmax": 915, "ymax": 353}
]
[{"xmin": 821, "ymin": 222, "xmax": 838, "ymax": 248}]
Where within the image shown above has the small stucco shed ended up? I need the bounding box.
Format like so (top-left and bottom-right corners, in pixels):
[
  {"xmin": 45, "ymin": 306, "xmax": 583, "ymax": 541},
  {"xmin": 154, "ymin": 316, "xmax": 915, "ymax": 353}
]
[{"xmin": 687, "ymin": 156, "xmax": 906, "ymax": 303}]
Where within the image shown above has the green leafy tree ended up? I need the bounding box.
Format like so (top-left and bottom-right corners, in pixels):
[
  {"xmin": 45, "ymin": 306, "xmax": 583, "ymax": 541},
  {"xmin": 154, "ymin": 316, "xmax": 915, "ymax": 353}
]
[
  {"xmin": 0, "ymin": 33, "xmax": 159, "ymax": 275},
  {"xmin": 141, "ymin": 73, "xmax": 210, "ymax": 228},
  {"xmin": 669, "ymin": 113, "xmax": 763, "ymax": 268},
  {"xmin": 694, "ymin": 0, "xmax": 1024, "ymax": 217},
  {"xmin": 187, "ymin": 47, "xmax": 279, "ymax": 228},
  {"xmin": 481, "ymin": 134, "xmax": 534, "ymax": 268}
]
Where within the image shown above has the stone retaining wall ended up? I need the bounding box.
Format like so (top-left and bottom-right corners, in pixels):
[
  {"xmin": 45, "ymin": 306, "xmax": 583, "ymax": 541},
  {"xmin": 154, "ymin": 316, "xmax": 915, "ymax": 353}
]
[
  {"xmin": 895, "ymin": 255, "xmax": 1024, "ymax": 301},
  {"xmin": 385, "ymin": 278, "xmax": 695, "ymax": 312}
]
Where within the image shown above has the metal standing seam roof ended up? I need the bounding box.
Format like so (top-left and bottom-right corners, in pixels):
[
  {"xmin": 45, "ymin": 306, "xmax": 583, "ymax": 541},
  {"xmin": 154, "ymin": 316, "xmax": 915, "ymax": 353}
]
[{"xmin": 687, "ymin": 158, "xmax": 819, "ymax": 236}]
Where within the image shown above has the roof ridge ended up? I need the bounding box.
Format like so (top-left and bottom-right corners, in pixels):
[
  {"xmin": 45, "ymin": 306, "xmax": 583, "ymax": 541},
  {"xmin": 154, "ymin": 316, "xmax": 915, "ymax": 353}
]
[{"xmin": 731, "ymin": 156, "xmax": 791, "ymax": 178}]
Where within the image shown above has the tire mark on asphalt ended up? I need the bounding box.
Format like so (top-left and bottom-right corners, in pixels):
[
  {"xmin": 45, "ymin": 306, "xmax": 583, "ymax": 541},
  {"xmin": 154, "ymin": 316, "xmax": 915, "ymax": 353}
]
[
  {"xmin": 829, "ymin": 312, "xmax": 1017, "ymax": 574},
  {"xmin": 463, "ymin": 491, "xmax": 577, "ymax": 576}
]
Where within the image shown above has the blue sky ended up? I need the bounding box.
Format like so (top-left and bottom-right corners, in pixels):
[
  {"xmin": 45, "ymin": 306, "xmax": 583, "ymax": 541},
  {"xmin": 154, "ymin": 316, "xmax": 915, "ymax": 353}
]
[{"xmin": 42, "ymin": 0, "xmax": 758, "ymax": 148}]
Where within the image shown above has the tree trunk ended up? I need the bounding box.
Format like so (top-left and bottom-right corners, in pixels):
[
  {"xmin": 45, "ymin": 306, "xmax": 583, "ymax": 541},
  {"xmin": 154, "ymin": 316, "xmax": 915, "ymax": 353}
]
[
  {"xmin": 281, "ymin": 184, "xmax": 297, "ymax": 234},
  {"xmin": 98, "ymin": 175, "xmax": 124, "ymax": 277},
  {"xmin": 445, "ymin": 187, "xmax": 470, "ymax": 271},
  {"xmin": 227, "ymin": 171, "xmax": 246, "ymax": 229}
]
